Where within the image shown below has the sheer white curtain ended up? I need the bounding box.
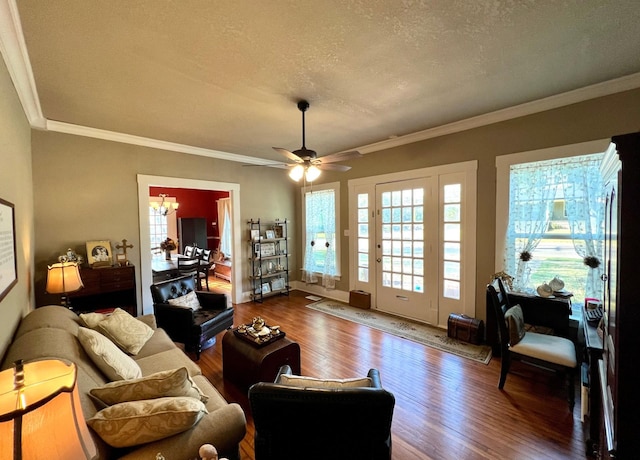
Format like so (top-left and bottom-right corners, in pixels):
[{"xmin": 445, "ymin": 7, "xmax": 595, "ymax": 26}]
[
  {"xmin": 560, "ymin": 155, "xmax": 605, "ymax": 299},
  {"xmin": 217, "ymin": 198, "xmax": 232, "ymax": 258},
  {"xmin": 506, "ymin": 163, "xmax": 559, "ymax": 290},
  {"xmin": 302, "ymin": 189, "xmax": 337, "ymax": 289},
  {"xmin": 505, "ymin": 154, "xmax": 604, "ymax": 296}
]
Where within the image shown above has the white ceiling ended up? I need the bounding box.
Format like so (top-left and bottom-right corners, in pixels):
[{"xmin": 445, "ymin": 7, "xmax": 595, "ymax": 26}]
[{"xmin": 2, "ymin": 0, "xmax": 640, "ymax": 165}]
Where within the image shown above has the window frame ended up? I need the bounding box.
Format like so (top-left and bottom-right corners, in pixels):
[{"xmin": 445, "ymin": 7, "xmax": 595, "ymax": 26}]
[{"xmin": 301, "ymin": 181, "xmax": 342, "ymax": 278}]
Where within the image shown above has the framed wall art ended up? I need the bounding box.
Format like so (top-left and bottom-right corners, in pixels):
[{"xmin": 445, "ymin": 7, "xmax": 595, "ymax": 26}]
[
  {"xmin": 260, "ymin": 242, "xmax": 276, "ymax": 257},
  {"xmin": 86, "ymin": 240, "xmax": 113, "ymax": 267},
  {"xmin": 0, "ymin": 198, "xmax": 17, "ymax": 303}
]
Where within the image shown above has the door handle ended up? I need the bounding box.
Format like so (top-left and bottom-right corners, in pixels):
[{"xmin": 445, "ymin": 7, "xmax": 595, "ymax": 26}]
[{"xmin": 376, "ymin": 258, "xmax": 381, "ymax": 263}]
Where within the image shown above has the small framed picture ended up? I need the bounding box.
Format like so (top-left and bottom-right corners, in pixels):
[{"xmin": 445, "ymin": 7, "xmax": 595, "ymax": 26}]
[
  {"xmin": 250, "ymin": 229, "xmax": 260, "ymax": 241},
  {"xmin": 265, "ymin": 230, "xmax": 275, "ymax": 239},
  {"xmin": 271, "ymin": 278, "xmax": 285, "ymax": 291},
  {"xmin": 261, "ymin": 283, "xmax": 271, "ymax": 294},
  {"xmin": 260, "ymin": 242, "xmax": 276, "ymax": 257},
  {"xmin": 86, "ymin": 240, "xmax": 112, "ymax": 267},
  {"xmin": 116, "ymin": 253, "xmax": 127, "ymax": 266},
  {"xmin": 273, "ymin": 225, "xmax": 283, "ymax": 238}
]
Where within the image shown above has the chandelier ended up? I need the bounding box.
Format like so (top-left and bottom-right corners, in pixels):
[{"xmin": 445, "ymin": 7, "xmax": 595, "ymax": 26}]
[{"xmin": 150, "ymin": 194, "xmax": 179, "ymax": 216}]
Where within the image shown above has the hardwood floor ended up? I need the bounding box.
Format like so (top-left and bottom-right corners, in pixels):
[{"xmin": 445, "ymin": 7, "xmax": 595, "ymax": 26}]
[{"xmin": 195, "ymin": 290, "xmax": 587, "ymax": 460}]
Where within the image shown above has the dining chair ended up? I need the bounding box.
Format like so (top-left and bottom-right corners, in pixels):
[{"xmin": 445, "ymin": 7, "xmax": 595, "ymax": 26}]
[{"xmin": 487, "ymin": 278, "xmax": 577, "ymax": 409}]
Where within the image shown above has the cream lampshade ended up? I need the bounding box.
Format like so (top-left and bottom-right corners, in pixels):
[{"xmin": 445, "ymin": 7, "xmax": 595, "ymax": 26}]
[
  {"xmin": 0, "ymin": 359, "xmax": 97, "ymax": 460},
  {"xmin": 45, "ymin": 262, "xmax": 84, "ymax": 309}
]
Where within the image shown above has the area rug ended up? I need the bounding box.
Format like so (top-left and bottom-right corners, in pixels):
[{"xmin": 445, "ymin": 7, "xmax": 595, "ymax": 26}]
[{"xmin": 306, "ymin": 299, "xmax": 492, "ymax": 364}]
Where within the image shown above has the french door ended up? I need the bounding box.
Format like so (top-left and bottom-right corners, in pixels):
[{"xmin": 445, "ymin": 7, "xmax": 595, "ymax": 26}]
[
  {"xmin": 375, "ymin": 178, "xmax": 438, "ymax": 324},
  {"xmin": 350, "ymin": 162, "xmax": 476, "ymax": 327}
]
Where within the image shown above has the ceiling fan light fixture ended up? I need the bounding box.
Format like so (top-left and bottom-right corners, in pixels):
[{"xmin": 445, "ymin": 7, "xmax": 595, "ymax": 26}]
[
  {"xmin": 289, "ymin": 164, "xmax": 305, "ymax": 181},
  {"xmin": 305, "ymin": 165, "xmax": 321, "ymax": 182}
]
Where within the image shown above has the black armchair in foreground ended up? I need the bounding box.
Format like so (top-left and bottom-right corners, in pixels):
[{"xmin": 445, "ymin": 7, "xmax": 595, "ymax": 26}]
[{"xmin": 150, "ymin": 275, "xmax": 233, "ymax": 359}]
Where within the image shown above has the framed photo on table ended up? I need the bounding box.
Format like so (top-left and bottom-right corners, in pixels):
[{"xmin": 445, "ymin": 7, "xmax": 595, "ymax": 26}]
[
  {"xmin": 86, "ymin": 240, "xmax": 112, "ymax": 267},
  {"xmin": 0, "ymin": 198, "xmax": 17, "ymax": 303},
  {"xmin": 265, "ymin": 230, "xmax": 275, "ymax": 239}
]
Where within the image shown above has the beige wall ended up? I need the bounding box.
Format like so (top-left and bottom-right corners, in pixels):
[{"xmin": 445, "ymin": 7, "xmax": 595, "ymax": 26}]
[
  {"xmin": 0, "ymin": 57, "xmax": 34, "ymax": 359},
  {"xmin": 31, "ymin": 131, "xmax": 298, "ymax": 309},
  {"xmin": 317, "ymin": 88, "xmax": 640, "ymax": 318}
]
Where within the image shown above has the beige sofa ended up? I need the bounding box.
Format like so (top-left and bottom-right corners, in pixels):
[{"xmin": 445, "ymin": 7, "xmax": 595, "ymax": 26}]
[{"xmin": 1, "ymin": 305, "xmax": 246, "ymax": 460}]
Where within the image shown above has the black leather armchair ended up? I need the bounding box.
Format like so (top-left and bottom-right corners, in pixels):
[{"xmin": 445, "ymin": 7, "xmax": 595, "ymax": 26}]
[
  {"xmin": 150, "ymin": 275, "xmax": 234, "ymax": 359},
  {"xmin": 248, "ymin": 365, "xmax": 395, "ymax": 460}
]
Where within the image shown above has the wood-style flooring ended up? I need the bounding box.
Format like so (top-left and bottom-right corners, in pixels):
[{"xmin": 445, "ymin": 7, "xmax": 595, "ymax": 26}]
[{"xmin": 194, "ymin": 289, "xmax": 587, "ymax": 460}]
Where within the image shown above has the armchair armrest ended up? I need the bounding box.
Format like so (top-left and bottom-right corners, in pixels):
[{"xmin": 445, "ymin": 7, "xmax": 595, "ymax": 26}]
[
  {"xmin": 195, "ymin": 291, "xmax": 228, "ymax": 310},
  {"xmin": 153, "ymin": 302, "xmax": 196, "ymax": 343}
]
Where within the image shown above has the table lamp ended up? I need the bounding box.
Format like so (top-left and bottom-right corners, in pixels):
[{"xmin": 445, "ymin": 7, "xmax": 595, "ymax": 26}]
[
  {"xmin": 45, "ymin": 262, "xmax": 84, "ymax": 309},
  {"xmin": 0, "ymin": 359, "xmax": 97, "ymax": 460}
]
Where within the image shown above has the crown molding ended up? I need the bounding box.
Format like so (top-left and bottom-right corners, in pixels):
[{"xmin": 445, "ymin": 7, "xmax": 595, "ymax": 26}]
[
  {"xmin": 356, "ymin": 72, "xmax": 640, "ymax": 155},
  {"xmin": 3, "ymin": 0, "xmax": 640, "ymax": 162},
  {"xmin": 45, "ymin": 120, "xmax": 276, "ymax": 165},
  {"xmin": 0, "ymin": 0, "xmax": 45, "ymax": 128}
]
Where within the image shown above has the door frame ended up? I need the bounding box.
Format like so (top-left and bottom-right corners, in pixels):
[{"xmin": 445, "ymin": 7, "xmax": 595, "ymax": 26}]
[
  {"xmin": 348, "ymin": 160, "xmax": 477, "ymax": 325},
  {"xmin": 137, "ymin": 174, "xmax": 241, "ymax": 314}
]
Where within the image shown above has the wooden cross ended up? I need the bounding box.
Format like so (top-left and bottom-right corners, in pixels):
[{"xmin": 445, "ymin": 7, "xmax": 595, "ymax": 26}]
[{"xmin": 116, "ymin": 239, "xmax": 134, "ymax": 265}]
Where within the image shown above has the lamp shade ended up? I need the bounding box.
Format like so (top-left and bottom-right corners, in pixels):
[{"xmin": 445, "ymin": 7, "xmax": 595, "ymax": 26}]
[
  {"xmin": 0, "ymin": 359, "xmax": 97, "ymax": 460},
  {"xmin": 45, "ymin": 262, "xmax": 84, "ymax": 295}
]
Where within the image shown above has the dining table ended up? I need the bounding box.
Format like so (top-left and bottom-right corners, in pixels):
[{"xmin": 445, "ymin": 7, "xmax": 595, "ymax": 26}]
[{"xmin": 151, "ymin": 254, "xmax": 211, "ymax": 282}]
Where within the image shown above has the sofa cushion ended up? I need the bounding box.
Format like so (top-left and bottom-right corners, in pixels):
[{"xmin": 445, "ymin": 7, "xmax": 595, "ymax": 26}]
[
  {"xmin": 278, "ymin": 374, "xmax": 373, "ymax": 389},
  {"xmin": 167, "ymin": 291, "xmax": 201, "ymax": 310},
  {"xmin": 77, "ymin": 327, "xmax": 142, "ymax": 380},
  {"xmin": 87, "ymin": 397, "xmax": 208, "ymax": 447},
  {"xmin": 135, "ymin": 348, "xmax": 202, "ymax": 378},
  {"xmin": 90, "ymin": 367, "xmax": 208, "ymax": 406},
  {"xmin": 95, "ymin": 308, "xmax": 154, "ymax": 355}
]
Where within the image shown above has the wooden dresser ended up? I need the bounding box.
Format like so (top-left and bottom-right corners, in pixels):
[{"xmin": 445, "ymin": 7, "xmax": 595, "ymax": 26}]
[
  {"xmin": 596, "ymin": 131, "xmax": 640, "ymax": 459},
  {"xmin": 68, "ymin": 265, "xmax": 137, "ymax": 316}
]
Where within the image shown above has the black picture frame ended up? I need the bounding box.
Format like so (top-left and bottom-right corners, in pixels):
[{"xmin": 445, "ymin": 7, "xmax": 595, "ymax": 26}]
[{"xmin": 0, "ymin": 198, "xmax": 17, "ymax": 303}]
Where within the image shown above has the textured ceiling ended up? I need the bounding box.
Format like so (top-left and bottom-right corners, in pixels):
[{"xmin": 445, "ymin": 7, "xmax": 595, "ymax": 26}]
[{"xmin": 11, "ymin": 0, "xmax": 640, "ymax": 163}]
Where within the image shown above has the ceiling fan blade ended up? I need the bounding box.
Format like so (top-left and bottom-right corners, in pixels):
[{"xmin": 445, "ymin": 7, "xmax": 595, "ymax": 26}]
[
  {"xmin": 242, "ymin": 162, "xmax": 291, "ymax": 169},
  {"xmin": 319, "ymin": 163, "xmax": 351, "ymax": 172},
  {"xmin": 273, "ymin": 147, "xmax": 303, "ymax": 163},
  {"xmin": 317, "ymin": 150, "xmax": 362, "ymax": 164}
]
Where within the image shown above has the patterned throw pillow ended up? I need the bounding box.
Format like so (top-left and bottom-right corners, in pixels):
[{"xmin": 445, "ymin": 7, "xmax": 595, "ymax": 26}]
[
  {"xmin": 504, "ymin": 304, "xmax": 526, "ymax": 346},
  {"xmin": 167, "ymin": 291, "xmax": 201, "ymax": 311},
  {"xmin": 77, "ymin": 327, "xmax": 142, "ymax": 380},
  {"xmin": 278, "ymin": 374, "xmax": 373, "ymax": 389},
  {"xmin": 95, "ymin": 308, "xmax": 154, "ymax": 355},
  {"xmin": 79, "ymin": 311, "xmax": 111, "ymax": 329},
  {"xmin": 90, "ymin": 367, "xmax": 209, "ymax": 406},
  {"xmin": 87, "ymin": 397, "xmax": 208, "ymax": 447}
]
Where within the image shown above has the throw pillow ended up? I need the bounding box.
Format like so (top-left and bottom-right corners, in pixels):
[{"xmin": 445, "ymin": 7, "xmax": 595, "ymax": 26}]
[
  {"xmin": 278, "ymin": 374, "xmax": 373, "ymax": 389},
  {"xmin": 504, "ymin": 304, "xmax": 526, "ymax": 346},
  {"xmin": 80, "ymin": 311, "xmax": 110, "ymax": 329},
  {"xmin": 77, "ymin": 327, "xmax": 142, "ymax": 381},
  {"xmin": 87, "ymin": 397, "xmax": 208, "ymax": 448},
  {"xmin": 95, "ymin": 308, "xmax": 154, "ymax": 355},
  {"xmin": 90, "ymin": 367, "xmax": 209, "ymax": 406},
  {"xmin": 167, "ymin": 291, "xmax": 201, "ymax": 311}
]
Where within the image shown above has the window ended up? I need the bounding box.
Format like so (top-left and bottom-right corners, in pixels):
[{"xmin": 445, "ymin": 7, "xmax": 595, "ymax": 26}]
[
  {"xmin": 442, "ymin": 183, "xmax": 461, "ymax": 299},
  {"xmin": 149, "ymin": 207, "xmax": 168, "ymax": 252},
  {"xmin": 301, "ymin": 183, "xmax": 340, "ymax": 287},
  {"xmin": 505, "ymin": 153, "xmax": 605, "ymax": 301},
  {"xmin": 356, "ymin": 193, "xmax": 370, "ymax": 283}
]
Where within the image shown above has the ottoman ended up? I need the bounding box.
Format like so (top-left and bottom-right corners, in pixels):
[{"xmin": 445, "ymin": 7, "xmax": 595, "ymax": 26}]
[{"xmin": 222, "ymin": 331, "xmax": 301, "ymax": 389}]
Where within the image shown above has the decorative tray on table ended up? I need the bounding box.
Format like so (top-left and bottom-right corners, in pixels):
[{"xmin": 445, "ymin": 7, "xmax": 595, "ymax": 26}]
[{"xmin": 233, "ymin": 316, "xmax": 285, "ymax": 347}]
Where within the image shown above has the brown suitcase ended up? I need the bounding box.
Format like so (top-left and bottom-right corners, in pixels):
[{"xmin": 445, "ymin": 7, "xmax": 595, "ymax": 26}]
[
  {"xmin": 447, "ymin": 313, "xmax": 484, "ymax": 345},
  {"xmin": 349, "ymin": 290, "xmax": 371, "ymax": 309}
]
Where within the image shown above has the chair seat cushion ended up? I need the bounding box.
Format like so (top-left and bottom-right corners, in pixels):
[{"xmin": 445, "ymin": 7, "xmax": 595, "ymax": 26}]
[{"xmin": 510, "ymin": 332, "xmax": 577, "ymax": 368}]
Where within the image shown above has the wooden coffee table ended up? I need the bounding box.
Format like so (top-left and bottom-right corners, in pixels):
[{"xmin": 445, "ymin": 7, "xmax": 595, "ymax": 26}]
[{"xmin": 222, "ymin": 330, "xmax": 301, "ymax": 389}]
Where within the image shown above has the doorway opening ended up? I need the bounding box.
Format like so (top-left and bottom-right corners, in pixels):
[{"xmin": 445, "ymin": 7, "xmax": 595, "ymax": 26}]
[{"xmin": 137, "ymin": 175, "xmax": 241, "ymax": 314}]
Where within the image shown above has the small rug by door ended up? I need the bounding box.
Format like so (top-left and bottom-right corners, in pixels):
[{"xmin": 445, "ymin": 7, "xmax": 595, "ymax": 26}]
[{"xmin": 306, "ymin": 299, "xmax": 492, "ymax": 364}]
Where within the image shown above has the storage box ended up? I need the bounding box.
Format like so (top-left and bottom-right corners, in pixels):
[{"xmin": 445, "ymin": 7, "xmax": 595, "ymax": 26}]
[
  {"xmin": 349, "ymin": 290, "xmax": 371, "ymax": 309},
  {"xmin": 447, "ymin": 313, "xmax": 484, "ymax": 345}
]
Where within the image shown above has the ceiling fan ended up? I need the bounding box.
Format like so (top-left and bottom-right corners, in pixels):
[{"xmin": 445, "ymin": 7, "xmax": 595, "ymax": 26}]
[{"xmin": 273, "ymin": 100, "xmax": 362, "ymax": 182}]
